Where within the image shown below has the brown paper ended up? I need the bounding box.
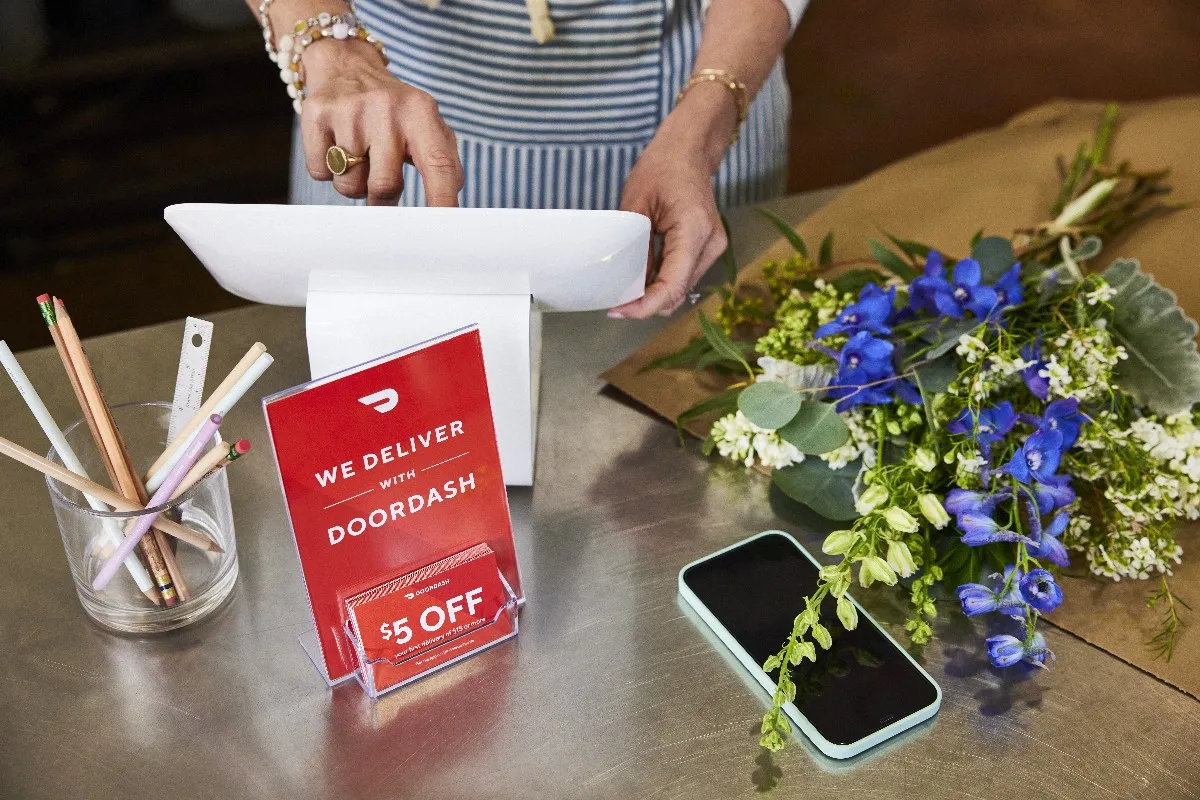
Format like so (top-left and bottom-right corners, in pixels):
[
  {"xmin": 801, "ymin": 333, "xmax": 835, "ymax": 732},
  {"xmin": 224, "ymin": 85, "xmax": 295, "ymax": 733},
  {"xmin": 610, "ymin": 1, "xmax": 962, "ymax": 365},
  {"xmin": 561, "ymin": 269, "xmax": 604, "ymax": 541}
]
[{"xmin": 602, "ymin": 96, "xmax": 1200, "ymax": 698}]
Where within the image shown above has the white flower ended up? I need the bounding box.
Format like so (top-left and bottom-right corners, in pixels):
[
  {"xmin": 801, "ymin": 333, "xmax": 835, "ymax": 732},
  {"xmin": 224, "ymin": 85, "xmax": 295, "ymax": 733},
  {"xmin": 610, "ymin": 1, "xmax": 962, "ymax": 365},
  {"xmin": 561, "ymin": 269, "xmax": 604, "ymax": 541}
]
[
  {"xmin": 1085, "ymin": 282, "xmax": 1118, "ymax": 305},
  {"xmin": 710, "ymin": 411, "xmax": 804, "ymax": 470},
  {"xmin": 955, "ymin": 334, "xmax": 989, "ymax": 364},
  {"xmin": 855, "ymin": 484, "xmax": 889, "ymax": 515},
  {"xmin": 911, "ymin": 447, "xmax": 938, "ymax": 472}
]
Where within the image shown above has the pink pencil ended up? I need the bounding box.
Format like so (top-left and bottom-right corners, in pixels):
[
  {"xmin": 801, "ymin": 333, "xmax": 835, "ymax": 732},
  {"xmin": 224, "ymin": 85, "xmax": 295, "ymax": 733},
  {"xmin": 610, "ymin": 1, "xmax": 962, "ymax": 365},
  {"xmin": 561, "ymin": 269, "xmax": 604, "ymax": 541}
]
[{"xmin": 92, "ymin": 415, "xmax": 223, "ymax": 592}]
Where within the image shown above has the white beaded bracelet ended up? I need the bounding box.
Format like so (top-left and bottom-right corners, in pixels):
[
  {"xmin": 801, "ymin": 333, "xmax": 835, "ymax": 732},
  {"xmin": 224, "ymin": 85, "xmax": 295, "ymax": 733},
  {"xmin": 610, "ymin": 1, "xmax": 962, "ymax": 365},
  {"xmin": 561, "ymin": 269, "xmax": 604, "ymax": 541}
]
[{"xmin": 258, "ymin": 1, "xmax": 387, "ymax": 115}]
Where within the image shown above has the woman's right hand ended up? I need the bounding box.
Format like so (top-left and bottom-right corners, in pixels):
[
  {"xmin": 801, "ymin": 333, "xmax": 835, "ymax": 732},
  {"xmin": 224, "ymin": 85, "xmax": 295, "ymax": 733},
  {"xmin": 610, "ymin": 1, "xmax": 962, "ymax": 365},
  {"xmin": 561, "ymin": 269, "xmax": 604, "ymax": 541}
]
[{"xmin": 299, "ymin": 38, "xmax": 463, "ymax": 206}]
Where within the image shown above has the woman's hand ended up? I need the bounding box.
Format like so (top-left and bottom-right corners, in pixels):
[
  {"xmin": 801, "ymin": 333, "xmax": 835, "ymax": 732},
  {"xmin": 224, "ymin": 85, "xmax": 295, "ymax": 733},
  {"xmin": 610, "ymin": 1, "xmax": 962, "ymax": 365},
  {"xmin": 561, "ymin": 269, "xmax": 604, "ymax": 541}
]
[
  {"xmin": 300, "ymin": 38, "xmax": 463, "ymax": 206},
  {"xmin": 610, "ymin": 82, "xmax": 736, "ymax": 319}
]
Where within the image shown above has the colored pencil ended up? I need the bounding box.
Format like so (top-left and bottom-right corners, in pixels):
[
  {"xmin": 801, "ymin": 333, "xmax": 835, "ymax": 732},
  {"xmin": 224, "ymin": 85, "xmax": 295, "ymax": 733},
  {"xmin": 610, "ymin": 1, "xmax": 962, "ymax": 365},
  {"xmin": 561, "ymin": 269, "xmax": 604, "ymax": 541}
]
[
  {"xmin": 0, "ymin": 341, "xmax": 159, "ymax": 604},
  {"xmin": 170, "ymin": 439, "xmax": 251, "ymax": 501},
  {"xmin": 0, "ymin": 434, "xmax": 223, "ymax": 553},
  {"xmin": 40, "ymin": 295, "xmax": 182, "ymax": 605},
  {"xmin": 94, "ymin": 415, "xmax": 223, "ymax": 591},
  {"xmin": 144, "ymin": 343, "xmax": 268, "ymax": 488}
]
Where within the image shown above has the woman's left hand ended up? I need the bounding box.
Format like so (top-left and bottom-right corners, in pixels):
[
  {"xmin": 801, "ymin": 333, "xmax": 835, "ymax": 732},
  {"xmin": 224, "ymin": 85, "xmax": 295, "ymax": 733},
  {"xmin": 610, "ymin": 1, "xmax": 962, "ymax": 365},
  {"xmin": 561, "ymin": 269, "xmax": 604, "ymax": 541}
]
[{"xmin": 609, "ymin": 82, "xmax": 736, "ymax": 319}]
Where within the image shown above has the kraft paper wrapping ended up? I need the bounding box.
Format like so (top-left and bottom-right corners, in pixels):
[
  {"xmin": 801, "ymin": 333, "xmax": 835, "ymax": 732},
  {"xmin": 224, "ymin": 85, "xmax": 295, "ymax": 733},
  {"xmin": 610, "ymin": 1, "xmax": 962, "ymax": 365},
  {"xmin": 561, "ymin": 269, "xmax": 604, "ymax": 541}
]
[{"xmin": 602, "ymin": 96, "xmax": 1200, "ymax": 698}]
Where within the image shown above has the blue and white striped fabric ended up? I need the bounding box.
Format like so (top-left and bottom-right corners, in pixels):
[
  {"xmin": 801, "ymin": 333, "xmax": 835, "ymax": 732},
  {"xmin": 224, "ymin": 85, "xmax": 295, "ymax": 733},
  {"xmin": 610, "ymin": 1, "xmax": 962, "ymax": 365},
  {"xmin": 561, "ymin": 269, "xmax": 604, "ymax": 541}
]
[{"xmin": 290, "ymin": 0, "xmax": 791, "ymax": 211}]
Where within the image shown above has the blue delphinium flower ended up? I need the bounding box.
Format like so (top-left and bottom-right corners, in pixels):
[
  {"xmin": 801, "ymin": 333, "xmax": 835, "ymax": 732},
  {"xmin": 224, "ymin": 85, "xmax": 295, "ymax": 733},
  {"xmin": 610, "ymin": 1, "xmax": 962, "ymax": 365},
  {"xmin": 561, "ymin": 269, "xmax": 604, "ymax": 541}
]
[
  {"xmin": 1020, "ymin": 336, "xmax": 1050, "ymax": 400},
  {"xmin": 933, "ymin": 258, "xmax": 1000, "ymax": 320},
  {"xmin": 986, "ymin": 634, "xmax": 1026, "ymax": 667},
  {"xmin": 1003, "ymin": 428, "xmax": 1064, "ymax": 484},
  {"xmin": 956, "ymin": 567, "xmax": 1026, "ymax": 618},
  {"xmin": 986, "ymin": 632, "xmax": 1055, "ymax": 668},
  {"xmin": 944, "ymin": 487, "xmax": 1011, "ymax": 521},
  {"xmin": 1040, "ymin": 397, "xmax": 1086, "ymax": 449},
  {"xmin": 1020, "ymin": 568, "xmax": 1064, "ymax": 613},
  {"xmin": 947, "ymin": 401, "xmax": 1017, "ymax": 446},
  {"xmin": 957, "ymin": 513, "xmax": 1037, "ymax": 547},
  {"xmin": 814, "ymin": 283, "xmax": 896, "ymax": 339},
  {"xmin": 1029, "ymin": 476, "xmax": 1075, "ymax": 514},
  {"xmin": 993, "ymin": 263, "xmax": 1024, "ymax": 309},
  {"xmin": 908, "ymin": 251, "xmax": 952, "ymax": 315},
  {"xmin": 827, "ymin": 332, "xmax": 896, "ymax": 411},
  {"xmin": 1026, "ymin": 510, "xmax": 1070, "ymax": 567}
]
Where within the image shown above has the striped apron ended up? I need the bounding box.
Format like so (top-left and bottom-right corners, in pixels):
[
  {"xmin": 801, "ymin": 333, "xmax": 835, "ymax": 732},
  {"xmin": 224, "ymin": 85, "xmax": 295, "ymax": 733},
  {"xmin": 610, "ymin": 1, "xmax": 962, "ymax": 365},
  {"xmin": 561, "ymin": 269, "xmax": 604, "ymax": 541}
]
[{"xmin": 289, "ymin": 0, "xmax": 791, "ymax": 210}]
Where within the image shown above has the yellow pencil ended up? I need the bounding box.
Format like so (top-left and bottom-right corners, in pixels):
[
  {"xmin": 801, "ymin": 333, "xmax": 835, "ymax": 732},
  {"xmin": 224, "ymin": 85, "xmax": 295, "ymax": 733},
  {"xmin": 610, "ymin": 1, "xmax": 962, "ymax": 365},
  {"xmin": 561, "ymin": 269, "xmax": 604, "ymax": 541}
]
[{"xmin": 39, "ymin": 295, "xmax": 177, "ymax": 605}]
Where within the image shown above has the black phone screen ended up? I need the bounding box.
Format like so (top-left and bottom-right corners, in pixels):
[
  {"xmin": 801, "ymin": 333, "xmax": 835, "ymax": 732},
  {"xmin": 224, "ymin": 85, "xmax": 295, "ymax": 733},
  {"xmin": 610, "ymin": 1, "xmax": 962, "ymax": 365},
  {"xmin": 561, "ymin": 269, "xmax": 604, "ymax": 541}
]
[{"xmin": 682, "ymin": 533, "xmax": 938, "ymax": 747}]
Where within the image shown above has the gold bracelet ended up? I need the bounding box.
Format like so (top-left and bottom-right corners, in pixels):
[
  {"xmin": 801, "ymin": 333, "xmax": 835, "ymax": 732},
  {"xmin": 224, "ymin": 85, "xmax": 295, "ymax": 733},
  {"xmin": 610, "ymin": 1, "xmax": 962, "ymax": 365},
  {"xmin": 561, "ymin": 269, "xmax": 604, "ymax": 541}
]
[{"xmin": 676, "ymin": 68, "xmax": 749, "ymax": 146}]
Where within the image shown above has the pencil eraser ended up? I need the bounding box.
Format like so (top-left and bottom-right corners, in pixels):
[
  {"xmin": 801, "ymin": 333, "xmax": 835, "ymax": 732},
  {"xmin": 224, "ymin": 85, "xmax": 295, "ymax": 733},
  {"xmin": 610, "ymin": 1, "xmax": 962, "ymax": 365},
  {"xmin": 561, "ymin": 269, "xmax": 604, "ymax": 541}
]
[
  {"xmin": 36, "ymin": 294, "xmax": 50, "ymax": 304},
  {"xmin": 235, "ymin": 439, "xmax": 252, "ymax": 455}
]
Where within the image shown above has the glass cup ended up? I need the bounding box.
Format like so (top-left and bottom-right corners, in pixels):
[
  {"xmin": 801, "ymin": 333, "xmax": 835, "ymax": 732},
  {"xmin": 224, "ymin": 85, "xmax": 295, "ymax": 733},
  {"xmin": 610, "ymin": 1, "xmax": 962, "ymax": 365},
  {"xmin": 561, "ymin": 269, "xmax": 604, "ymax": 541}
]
[{"xmin": 46, "ymin": 401, "xmax": 238, "ymax": 633}]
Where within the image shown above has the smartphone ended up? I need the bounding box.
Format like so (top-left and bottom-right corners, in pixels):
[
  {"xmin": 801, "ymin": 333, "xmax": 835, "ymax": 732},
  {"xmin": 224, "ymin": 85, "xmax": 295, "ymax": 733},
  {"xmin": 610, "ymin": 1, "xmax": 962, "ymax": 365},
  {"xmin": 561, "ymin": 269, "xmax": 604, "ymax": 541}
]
[{"xmin": 678, "ymin": 531, "xmax": 941, "ymax": 759}]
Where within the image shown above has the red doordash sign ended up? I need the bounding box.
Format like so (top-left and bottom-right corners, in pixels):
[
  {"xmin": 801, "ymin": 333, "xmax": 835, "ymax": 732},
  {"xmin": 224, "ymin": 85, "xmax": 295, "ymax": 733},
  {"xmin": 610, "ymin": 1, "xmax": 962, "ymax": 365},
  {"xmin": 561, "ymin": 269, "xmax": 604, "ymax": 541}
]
[{"xmin": 264, "ymin": 327, "xmax": 522, "ymax": 685}]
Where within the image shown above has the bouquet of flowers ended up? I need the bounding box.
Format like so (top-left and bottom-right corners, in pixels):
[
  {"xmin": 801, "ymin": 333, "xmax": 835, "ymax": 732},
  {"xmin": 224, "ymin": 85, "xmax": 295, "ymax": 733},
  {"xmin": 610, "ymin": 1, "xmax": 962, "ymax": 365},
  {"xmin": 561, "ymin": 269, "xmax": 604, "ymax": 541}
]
[{"xmin": 655, "ymin": 105, "xmax": 1199, "ymax": 751}]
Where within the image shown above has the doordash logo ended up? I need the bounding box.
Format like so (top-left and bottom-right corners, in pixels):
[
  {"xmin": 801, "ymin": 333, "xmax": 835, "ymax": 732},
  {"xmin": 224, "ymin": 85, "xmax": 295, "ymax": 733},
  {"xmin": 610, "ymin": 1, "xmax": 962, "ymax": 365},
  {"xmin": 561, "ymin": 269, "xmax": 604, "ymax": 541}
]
[{"xmin": 358, "ymin": 389, "xmax": 399, "ymax": 413}]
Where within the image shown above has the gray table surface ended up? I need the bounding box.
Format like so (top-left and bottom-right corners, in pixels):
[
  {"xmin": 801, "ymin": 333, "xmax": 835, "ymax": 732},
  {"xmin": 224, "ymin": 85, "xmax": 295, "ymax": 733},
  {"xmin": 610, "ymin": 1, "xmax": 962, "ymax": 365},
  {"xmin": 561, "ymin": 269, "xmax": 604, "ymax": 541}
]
[{"xmin": 1, "ymin": 193, "xmax": 1198, "ymax": 800}]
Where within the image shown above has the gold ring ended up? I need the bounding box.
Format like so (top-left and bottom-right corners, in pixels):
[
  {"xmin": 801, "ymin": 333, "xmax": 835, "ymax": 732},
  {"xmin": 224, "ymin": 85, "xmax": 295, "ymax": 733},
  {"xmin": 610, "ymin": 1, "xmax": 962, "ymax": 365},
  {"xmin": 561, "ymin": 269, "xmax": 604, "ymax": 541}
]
[{"xmin": 326, "ymin": 145, "xmax": 367, "ymax": 176}]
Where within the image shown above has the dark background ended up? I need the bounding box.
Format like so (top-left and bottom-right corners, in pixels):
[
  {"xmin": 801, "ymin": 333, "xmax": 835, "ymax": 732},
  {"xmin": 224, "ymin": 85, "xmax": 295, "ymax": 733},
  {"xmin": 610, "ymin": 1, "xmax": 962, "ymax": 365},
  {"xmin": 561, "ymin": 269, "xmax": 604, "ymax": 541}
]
[{"xmin": 2, "ymin": 0, "xmax": 1198, "ymax": 351}]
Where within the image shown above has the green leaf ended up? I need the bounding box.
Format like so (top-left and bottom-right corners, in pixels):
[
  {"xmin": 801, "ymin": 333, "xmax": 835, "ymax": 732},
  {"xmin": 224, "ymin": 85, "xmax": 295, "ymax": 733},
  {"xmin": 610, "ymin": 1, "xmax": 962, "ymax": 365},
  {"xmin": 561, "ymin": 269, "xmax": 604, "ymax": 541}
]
[
  {"xmin": 756, "ymin": 208, "xmax": 807, "ymax": 257},
  {"xmin": 819, "ymin": 232, "xmax": 834, "ymax": 266},
  {"xmin": 772, "ymin": 459, "xmax": 861, "ymax": 521},
  {"xmin": 642, "ymin": 336, "xmax": 712, "ymax": 372},
  {"xmin": 1070, "ymin": 235, "xmax": 1103, "ymax": 262},
  {"xmin": 884, "ymin": 233, "xmax": 933, "ymax": 260},
  {"xmin": 969, "ymin": 229, "xmax": 985, "ymax": 249},
  {"xmin": 920, "ymin": 317, "xmax": 985, "ymax": 361},
  {"xmin": 911, "ymin": 355, "xmax": 958, "ymax": 394},
  {"xmin": 697, "ymin": 349, "xmax": 748, "ymax": 372},
  {"xmin": 718, "ymin": 214, "xmax": 738, "ymax": 284},
  {"xmin": 700, "ymin": 434, "xmax": 716, "ymax": 456},
  {"xmin": 868, "ymin": 239, "xmax": 919, "ymax": 282},
  {"xmin": 971, "ymin": 236, "xmax": 1016, "ymax": 283},
  {"xmin": 676, "ymin": 387, "xmax": 741, "ymax": 440},
  {"xmin": 738, "ymin": 381, "xmax": 803, "ymax": 430},
  {"xmin": 777, "ymin": 401, "xmax": 850, "ymax": 454},
  {"xmin": 698, "ymin": 313, "xmax": 752, "ymax": 378},
  {"xmin": 831, "ymin": 268, "xmax": 889, "ymax": 295},
  {"xmin": 1104, "ymin": 258, "xmax": 1200, "ymax": 414}
]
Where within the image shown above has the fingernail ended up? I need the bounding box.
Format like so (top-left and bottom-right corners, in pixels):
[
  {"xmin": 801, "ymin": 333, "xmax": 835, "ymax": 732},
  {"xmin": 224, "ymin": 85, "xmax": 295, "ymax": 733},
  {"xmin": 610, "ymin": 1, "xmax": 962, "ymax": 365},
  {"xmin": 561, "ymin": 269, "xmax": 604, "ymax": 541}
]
[{"xmin": 607, "ymin": 311, "xmax": 625, "ymax": 320}]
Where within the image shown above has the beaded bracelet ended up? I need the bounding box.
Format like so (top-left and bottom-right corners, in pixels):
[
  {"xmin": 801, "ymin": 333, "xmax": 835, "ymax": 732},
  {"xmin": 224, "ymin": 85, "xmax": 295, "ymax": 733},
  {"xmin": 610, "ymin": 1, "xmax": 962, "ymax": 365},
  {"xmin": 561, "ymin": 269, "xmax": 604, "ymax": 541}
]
[
  {"xmin": 677, "ymin": 68, "xmax": 749, "ymax": 147},
  {"xmin": 258, "ymin": 1, "xmax": 388, "ymax": 115}
]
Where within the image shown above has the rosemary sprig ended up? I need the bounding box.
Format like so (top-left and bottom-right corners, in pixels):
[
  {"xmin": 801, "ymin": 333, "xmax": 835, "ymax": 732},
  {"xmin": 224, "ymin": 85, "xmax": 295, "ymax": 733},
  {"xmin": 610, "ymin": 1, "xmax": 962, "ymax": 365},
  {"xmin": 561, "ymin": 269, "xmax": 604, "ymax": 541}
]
[{"xmin": 1145, "ymin": 576, "xmax": 1191, "ymax": 661}]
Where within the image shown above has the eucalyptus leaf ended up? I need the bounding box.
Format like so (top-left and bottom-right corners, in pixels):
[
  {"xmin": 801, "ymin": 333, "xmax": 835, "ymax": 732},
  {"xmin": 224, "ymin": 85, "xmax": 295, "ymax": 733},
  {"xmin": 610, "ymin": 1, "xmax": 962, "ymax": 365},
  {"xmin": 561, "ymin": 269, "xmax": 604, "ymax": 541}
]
[
  {"xmin": 698, "ymin": 313, "xmax": 751, "ymax": 376},
  {"xmin": 1103, "ymin": 258, "xmax": 1200, "ymax": 414},
  {"xmin": 772, "ymin": 459, "xmax": 861, "ymax": 521},
  {"xmin": 756, "ymin": 208, "xmax": 807, "ymax": 257},
  {"xmin": 819, "ymin": 232, "xmax": 834, "ymax": 266},
  {"xmin": 777, "ymin": 401, "xmax": 850, "ymax": 455},
  {"xmin": 971, "ymin": 236, "xmax": 1016, "ymax": 283},
  {"xmin": 738, "ymin": 381, "xmax": 803, "ymax": 430},
  {"xmin": 867, "ymin": 240, "xmax": 919, "ymax": 282}
]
